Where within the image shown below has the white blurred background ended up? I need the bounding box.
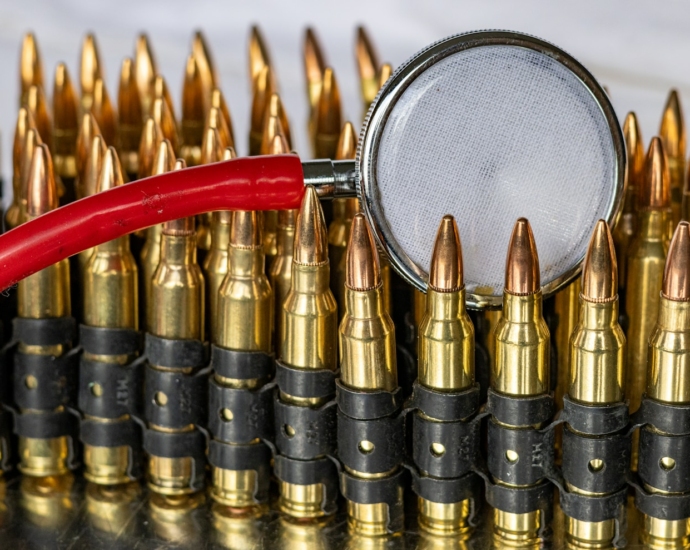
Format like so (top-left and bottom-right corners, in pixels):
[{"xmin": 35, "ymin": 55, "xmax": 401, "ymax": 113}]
[{"xmin": 0, "ymin": 0, "xmax": 688, "ymax": 200}]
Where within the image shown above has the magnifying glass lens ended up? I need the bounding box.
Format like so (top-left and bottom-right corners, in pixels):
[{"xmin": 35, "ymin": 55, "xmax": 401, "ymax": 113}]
[{"xmin": 360, "ymin": 36, "xmax": 623, "ymax": 307}]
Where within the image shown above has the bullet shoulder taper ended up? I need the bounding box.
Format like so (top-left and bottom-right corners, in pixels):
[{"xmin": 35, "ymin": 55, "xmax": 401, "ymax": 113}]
[
  {"xmin": 662, "ymin": 221, "xmax": 690, "ymax": 301},
  {"xmin": 582, "ymin": 220, "xmax": 617, "ymax": 302},
  {"xmin": 504, "ymin": 218, "xmax": 540, "ymax": 295}
]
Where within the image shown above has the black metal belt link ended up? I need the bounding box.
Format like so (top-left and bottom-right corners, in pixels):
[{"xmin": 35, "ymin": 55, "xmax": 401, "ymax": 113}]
[
  {"xmin": 144, "ymin": 333, "xmax": 207, "ymax": 369},
  {"xmin": 143, "ymin": 427, "xmax": 208, "ymax": 492},
  {"xmin": 79, "ymin": 325, "xmax": 142, "ymax": 357},
  {"xmin": 79, "ymin": 356, "xmax": 145, "ymax": 418},
  {"xmin": 145, "ymin": 365, "xmax": 211, "ymax": 429},
  {"xmin": 81, "ymin": 417, "xmax": 144, "ymax": 480},
  {"xmin": 274, "ymin": 455, "xmax": 340, "ymax": 515},
  {"xmin": 14, "ymin": 348, "xmax": 80, "ymax": 410},
  {"xmin": 630, "ymin": 394, "xmax": 690, "ymax": 520},
  {"xmin": 12, "ymin": 316, "xmax": 77, "ymax": 348},
  {"xmin": 13, "ymin": 407, "xmax": 81, "ymax": 470},
  {"xmin": 336, "ymin": 380, "xmax": 406, "ymax": 533},
  {"xmin": 207, "ymin": 345, "xmax": 277, "ymax": 504}
]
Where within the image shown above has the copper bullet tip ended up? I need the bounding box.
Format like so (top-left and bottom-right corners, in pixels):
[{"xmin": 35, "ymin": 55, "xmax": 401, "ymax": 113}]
[
  {"xmin": 201, "ymin": 127, "xmax": 223, "ymax": 165},
  {"xmin": 118, "ymin": 57, "xmax": 142, "ymax": 128},
  {"xmin": 80, "ymin": 33, "xmax": 103, "ymax": 98},
  {"xmin": 659, "ymin": 89, "xmax": 686, "ymax": 161},
  {"xmin": 13, "ymin": 108, "xmax": 34, "ymax": 175},
  {"xmin": 304, "ymin": 27, "xmax": 326, "ymax": 108},
  {"xmin": 20, "ymin": 32, "xmax": 43, "ymax": 96},
  {"xmin": 83, "ymin": 134, "xmax": 107, "ymax": 198},
  {"xmin": 76, "ymin": 112, "xmax": 101, "ymax": 182},
  {"xmin": 138, "ymin": 117, "xmax": 162, "ymax": 179},
  {"xmin": 581, "ymin": 220, "xmax": 618, "ymax": 302},
  {"xmin": 182, "ymin": 55, "xmax": 204, "ymax": 123},
  {"xmin": 230, "ymin": 210, "xmax": 262, "ymax": 250},
  {"xmin": 97, "ymin": 146, "xmax": 125, "ymax": 193},
  {"xmin": 20, "ymin": 127, "xmax": 43, "ymax": 201},
  {"xmin": 250, "ymin": 65, "xmax": 275, "ymax": 134},
  {"xmin": 249, "ymin": 25, "xmax": 272, "ymax": 85},
  {"xmin": 335, "ymin": 122, "xmax": 357, "ymax": 161},
  {"xmin": 92, "ymin": 78, "xmax": 116, "ymax": 145},
  {"xmin": 192, "ymin": 30, "xmax": 217, "ymax": 105},
  {"xmin": 429, "ymin": 215, "xmax": 464, "ymax": 292},
  {"xmin": 623, "ymin": 112, "xmax": 644, "ymax": 212},
  {"xmin": 640, "ymin": 137, "xmax": 671, "ymax": 210},
  {"xmin": 205, "ymin": 106, "xmax": 232, "ymax": 152},
  {"xmin": 260, "ymin": 113, "xmax": 285, "ymax": 156},
  {"xmin": 53, "ymin": 63, "xmax": 78, "ymax": 133},
  {"xmin": 27, "ymin": 144, "xmax": 56, "ymax": 217},
  {"xmin": 268, "ymin": 133, "xmax": 289, "ymax": 155},
  {"xmin": 263, "ymin": 93, "xmax": 291, "ymax": 149},
  {"xmin": 222, "ymin": 146, "xmax": 236, "ymax": 161},
  {"xmin": 23, "ymin": 85, "xmax": 52, "ymax": 147},
  {"xmin": 315, "ymin": 67, "xmax": 342, "ymax": 136},
  {"xmin": 152, "ymin": 139, "xmax": 175, "ymax": 176},
  {"xmin": 356, "ymin": 26, "xmax": 380, "ymax": 84},
  {"xmin": 346, "ymin": 213, "xmax": 381, "ymax": 291},
  {"xmin": 210, "ymin": 89, "xmax": 236, "ymax": 147},
  {"xmin": 151, "ymin": 97, "xmax": 178, "ymax": 152},
  {"xmin": 135, "ymin": 33, "xmax": 157, "ymax": 114},
  {"xmin": 294, "ymin": 186, "xmax": 328, "ymax": 266},
  {"xmin": 505, "ymin": 217, "xmax": 540, "ymax": 295},
  {"xmin": 662, "ymin": 221, "xmax": 690, "ymax": 301},
  {"xmin": 378, "ymin": 62, "xmax": 393, "ymax": 89}
]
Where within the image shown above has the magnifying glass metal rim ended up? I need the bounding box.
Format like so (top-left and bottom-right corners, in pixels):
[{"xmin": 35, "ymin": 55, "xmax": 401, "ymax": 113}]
[{"xmin": 354, "ymin": 29, "xmax": 626, "ymax": 309}]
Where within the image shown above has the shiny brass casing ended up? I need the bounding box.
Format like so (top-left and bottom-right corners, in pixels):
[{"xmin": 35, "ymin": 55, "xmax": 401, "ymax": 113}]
[
  {"xmin": 147, "ymin": 229, "xmax": 205, "ymax": 495},
  {"xmin": 270, "ymin": 210, "xmax": 296, "ymax": 351},
  {"xmin": 203, "ymin": 211, "xmax": 231, "ymax": 343}
]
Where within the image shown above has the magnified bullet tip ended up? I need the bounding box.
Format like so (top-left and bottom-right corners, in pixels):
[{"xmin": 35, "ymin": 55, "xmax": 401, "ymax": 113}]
[
  {"xmin": 335, "ymin": 122, "xmax": 357, "ymax": 161},
  {"xmin": 294, "ymin": 186, "xmax": 328, "ymax": 266},
  {"xmin": 581, "ymin": 220, "xmax": 618, "ymax": 302},
  {"xmin": 640, "ymin": 137, "xmax": 671, "ymax": 210},
  {"xmin": 346, "ymin": 213, "xmax": 381, "ymax": 291},
  {"xmin": 505, "ymin": 217, "xmax": 540, "ymax": 295},
  {"xmin": 662, "ymin": 221, "xmax": 690, "ymax": 301},
  {"xmin": 429, "ymin": 215, "xmax": 464, "ymax": 292}
]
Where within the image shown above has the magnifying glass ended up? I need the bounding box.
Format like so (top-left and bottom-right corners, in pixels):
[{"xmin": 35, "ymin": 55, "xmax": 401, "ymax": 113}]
[{"xmin": 0, "ymin": 30, "xmax": 624, "ymax": 308}]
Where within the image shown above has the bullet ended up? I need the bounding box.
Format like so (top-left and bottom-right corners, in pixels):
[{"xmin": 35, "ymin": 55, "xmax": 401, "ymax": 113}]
[
  {"xmin": 52, "ymin": 63, "xmax": 79, "ymax": 183},
  {"xmin": 191, "ymin": 30, "xmax": 218, "ymax": 108},
  {"xmin": 563, "ymin": 221, "xmax": 627, "ymax": 549},
  {"xmin": 81, "ymin": 147, "xmax": 139, "ymax": 485},
  {"xmin": 416, "ymin": 215, "xmax": 476, "ymax": 537},
  {"xmin": 78, "ymin": 134, "xmax": 107, "ymax": 273},
  {"xmin": 276, "ymin": 185, "xmax": 338, "ymax": 518},
  {"xmin": 249, "ymin": 65, "xmax": 276, "ymax": 156},
  {"xmin": 151, "ymin": 95, "xmax": 179, "ymax": 154},
  {"xmin": 135, "ymin": 33, "xmax": 158, "ymax": 116},
  {"xmin": 491, "ymin": 218, "xmax": 551, "ymax": 548},
  {"xmin": 377, "ymin": 63, "xmax": 392, "ymax": 89},
  {"xmin": 204, "ymin": 146, "xmax": 236, "ymax": 344},
  {"xmin": 19, "ymin": 32, "xmax": 44, "ymax": 105},
  {"xmin": 18, "ymin": 127, "xmax": 43, "ymax": 225},
  {"xmin": 261, "ymin": 93, "xmax": 291, "ymax": 153},
  {"xmin": 613, "ymin": 112, "xmax": 644, "ymax": 292},
  {"xmin": 659, "ymin": 90, "xmax": 686, "ymax": 226},
  {"xmin": 137, "ymin": 117, "xmax": 163, "ymax": 179},
  {"xmin": 355, "ymin": 26, "xmax": 381, "ymax": 113},
  {"xmin": 328, "ymin": 121, "xmax": 358, "ymax": 320},
  {"xmin": 638, "ymin": 221, "xmax": 690, "ymax": 549},
  {"xmin": 211, "ymin": 210, "xmax": 273, "ymax": 507},
  {"xmin": 196, "ymin": 123, "xmax": 228, "ymax": 256},
  {"xmin": 249, "ymin": 25, "xmax": 272, "ymax": 89},
  {"xmin": 117, "ymin": 58, "xmax": 143, "ymax": 177},
  {"xmin": 626, "ymin": 137, "xmax": 673, "ymax": 460},
  {"xmin": 80, "ymin": 33, "xmax": 104, "ymax": 112},
  {"xmin": 6, "ymin": 108, "xmax": 35, "ymax": 229},
  {"xmin": 312, "ymin": 68, "xmax": 342, "ymax": 159},
  {"xmin": 75, "ymin": 112, "xmax": 102, "ymax": 199},
  {"xmin": 210, "ymin": 88, "xmax": 236, "ymax": 147},
  {"xmin": 339, "ymin": 214, "xmax": 400, "ymax": 535},
  {"xmin": 180, "ymin": 55, "xmax": 205, "ymax": 167},
  {"xmin": 17, "ymin": 144, "xmax": 73, "ymax": 477},
  {"xmin": 147, "ymin": 160, "xmax": 206, "ymax": 495},
  {"xmin": 304, "ymin": 28, "xmax": 326, "ymax": 139},
  {"xmin": 91, "ymin": 78, "xmax": 117, "ymax": 147},
  {"xmin": 205, "ymin": 106, "xmax": 233, "ymax": 154},
  {"xmin": 23, "ymin": 85, "xmax": 52, "ymax": 153},
  {"xmin": 260, "ymin": 98, "xmax": 291, "ymax": 265},
  {"xmin": 140, "ymin": 138, "xmax": 175, "ymax": 331}
]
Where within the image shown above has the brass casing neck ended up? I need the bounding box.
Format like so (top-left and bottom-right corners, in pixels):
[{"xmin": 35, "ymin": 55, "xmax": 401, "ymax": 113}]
[
  {"xmin": 492, "ymin": 291, "xmax": 550, "ymax": 397},
  {"xmin": 568, "ymin": 296, "xmax": 625, "ymax": 405},
  {"xmin": 418, "ymin": 287, "xmax": 475, "ymax": 392}
]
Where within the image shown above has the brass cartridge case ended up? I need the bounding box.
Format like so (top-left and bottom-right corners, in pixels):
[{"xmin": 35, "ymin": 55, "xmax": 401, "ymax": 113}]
[{"xmin": 203, "ymin": 210, "xmax": 231, "ymax": 343}]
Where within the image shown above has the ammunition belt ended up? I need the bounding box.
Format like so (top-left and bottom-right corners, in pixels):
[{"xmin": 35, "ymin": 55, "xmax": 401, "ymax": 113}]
[
  {"xmin": 80, "ymin": 418, "xmax": 144, "ymax": 480},
  {"xmin": 8, "ymin": 317, "xmax": 81, "ymax": 472},
  {"xmin": 79, "ymin": 356, "xmax": 145, "ymax": 419},
  {"xmin": 631, "ymin": 394, "xmax": 690, "ymax": 520},
  {"xmin": 404, "ymin": 381, "xmax": 482, "ymax": 526},
  {"xmin": 79, "ymin": 325, "xmax": 142, "ymax": 356},
  {"xmin": 207, "ymin": 345, "xmax": 276, "ymax": 504},
  {"xmin": 336, "ymin": 380, "xmax": 406, "ymax": 533},
  {"xmin": 144, "ymin": 334, "xmax": 210, "ymax": 492},
  {"xmin": 272, "ymin": 361, "xmax": 338, "ymax": 515}
]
